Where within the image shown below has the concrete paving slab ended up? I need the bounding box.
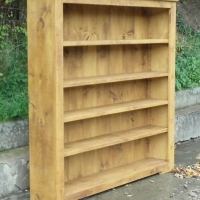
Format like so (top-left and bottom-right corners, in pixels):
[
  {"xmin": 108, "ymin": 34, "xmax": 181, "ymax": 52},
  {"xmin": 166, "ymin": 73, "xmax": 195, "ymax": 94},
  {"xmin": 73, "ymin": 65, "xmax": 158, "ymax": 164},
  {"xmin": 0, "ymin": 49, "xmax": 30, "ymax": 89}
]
[
  {"xmin": 0, "ymin": 147, "xmax": 29, "ymax": 198},
  {"xmin": 0, "ymin": 120, "xmax": 28, "ymax": 152},
  {"xmin": 1, "ymin": 139, "xmax": 200, "ymax": 200},
  {"xmin": 175, "ymin": 104, "xmax": 200, "ymax": 142}
]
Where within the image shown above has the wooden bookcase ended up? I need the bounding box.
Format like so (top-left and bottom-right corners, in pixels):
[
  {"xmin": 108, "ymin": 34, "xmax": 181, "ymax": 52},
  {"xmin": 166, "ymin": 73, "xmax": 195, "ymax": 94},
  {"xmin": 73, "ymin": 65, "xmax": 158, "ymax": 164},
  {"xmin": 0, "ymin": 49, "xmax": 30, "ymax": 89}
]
[{"xmin": 28, "ymin": 0, "xmax": 177, "ymax": 199}]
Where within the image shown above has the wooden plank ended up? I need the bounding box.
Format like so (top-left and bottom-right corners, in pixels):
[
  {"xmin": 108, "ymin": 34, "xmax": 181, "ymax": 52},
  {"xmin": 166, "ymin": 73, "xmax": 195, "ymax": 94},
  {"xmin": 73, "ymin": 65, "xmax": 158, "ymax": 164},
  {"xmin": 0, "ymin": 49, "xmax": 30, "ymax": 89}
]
[
  {"xmin": 63, "ymin": 0, "xmax": 174, "ymax": 8},
  {"xmin": 63, "ymin": 39, "xmax": 169, "ymax": 46},
  {"xmin": 149, "ymin": 133, "xmax": 168, "ymax": 160},
  {"xmin": 28, "ymin": 0, "xmax": 64, "ymax": 199},
  {"xmin": 149, "ymin": 8, "xmax": 169, "ymax": 39},
  {"xmin": 64, "ymin": 158, "xmax": 169, "ymax": 200},
  {"xmin": 64, "ymin": 99, "xmax": 168, "ymax": 122},
  {"xmin": 168, "ymin": 3, "xmax": 176, "ymax": 170},
  {"xmin": 64, "ymin": 125, "xmax": 167, "ymax": 156}
]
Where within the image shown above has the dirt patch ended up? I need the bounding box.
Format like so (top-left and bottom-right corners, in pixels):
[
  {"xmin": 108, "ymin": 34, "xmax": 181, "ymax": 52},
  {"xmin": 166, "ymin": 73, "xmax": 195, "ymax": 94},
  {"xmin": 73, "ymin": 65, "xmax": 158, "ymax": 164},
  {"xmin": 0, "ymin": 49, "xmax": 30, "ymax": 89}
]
[{"xmin": 177, "ymin": 0, "xmax": 200, "ymax": 30}]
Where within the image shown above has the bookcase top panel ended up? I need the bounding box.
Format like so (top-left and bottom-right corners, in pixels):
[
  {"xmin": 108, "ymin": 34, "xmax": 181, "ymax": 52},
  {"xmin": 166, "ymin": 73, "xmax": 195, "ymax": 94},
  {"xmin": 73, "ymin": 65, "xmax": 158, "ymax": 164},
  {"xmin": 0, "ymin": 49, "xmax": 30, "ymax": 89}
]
[
  {"xmin": 63, "ymin": 0, "xmax": 178, "ymax": 3},
  {"xmin": 63, "ymin": 0, "xmax": 178, "ymax": 9}
]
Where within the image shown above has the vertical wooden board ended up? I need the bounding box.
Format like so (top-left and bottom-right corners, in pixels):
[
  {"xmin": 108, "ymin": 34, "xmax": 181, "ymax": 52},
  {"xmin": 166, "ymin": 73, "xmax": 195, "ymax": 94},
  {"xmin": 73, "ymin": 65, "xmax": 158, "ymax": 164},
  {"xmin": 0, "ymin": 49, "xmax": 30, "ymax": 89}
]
[
  {"xmin": 134, "ymin": 8, "xmax": 149, "ymax": 39},
  {"xmin": 149, "ymin": 8, "xmax": 169, "ymax": 39},
  {"xmin": 82, "ymin": 46, "xmax": 97, "ymax": 76},
  {"xmin": 96, "ymin": 5, "xmax": 110, "ymax": 40},
  {"xmin": 64, "ymin": 89, "xmax": 69, "ymax": 113},
  {"xmin": 96, "ymin": 46, "xmax": 110, "ymax": 76},
  {"xmin": 149, "ymin": 106, "xmax": 168, "ymax": 127},
  {"xmin": 82, "ymin": 5, "xmax": 97, "ymax": 41},
  {"xmin": 122, "ymin": 7, "xmax": 135, "ymax": 40},
  {"xmin": 65, "ymin": 120, "xmax": 88, "ymax": 142},
  {"xmin": 63, "ymin": 4, "xmax": 83, "ymax": 41},
  {"xmin": 122, "ymin": 45, "xmax": 149, "ymax": 73},
  {"xmin": 150, "ymin": 77, "xmax": 168, "ymax": 100},
  {"xmin": 67, "ymin": 86, "xmax": 85, "ymax": 110},
  {"xmin": 122, "ymin": 81, "xmax": 136, "ymax": 102},
  {"xmin": 148, "ymin": 133, "xmax": 168, "ymax": 160},
  {"xmin": 168, "ymin": 3, "xmax": 176, "ymax": 169},
  {"xmin": 109, "ymin": 46, "xmax": 123, "ymax": 74},
  {"xmin": 64, "ymin": 47, "xmax": 83, "ymax": 79},
  {"xmin": 28, "ymin": 0, "xmax": 64, "ymax": 199},
  {"xmin": 67, "ymin": 154, "xmax": 83, "ymax": 181},
  {"xmin": 63, "ymin": 4, "xmax": 69, "ymax": 41},
  {"xmin": 64, "ymin": 157, "xmax": 69, "ymax": 182},
  {"xmin": 132, "ymin": 45, "xmax": 150, "ymax": 73},
  {"xmin": 122, "ymin": 45, "xmax": 136, "ymax": 73},
  {"xmin": 121, "ymin": 109, "xmax": 148, "ymax": 131},
  {"xmin": 133, "ymin": 139, "xmax": 148, "ymax": 161},
  {"xmin": 151, "ymin": 44, "xmax": 168, "ymax": 72},
  {"xmin": 110, "ymin": 6, "xmax": 123, "ymax": 40}
]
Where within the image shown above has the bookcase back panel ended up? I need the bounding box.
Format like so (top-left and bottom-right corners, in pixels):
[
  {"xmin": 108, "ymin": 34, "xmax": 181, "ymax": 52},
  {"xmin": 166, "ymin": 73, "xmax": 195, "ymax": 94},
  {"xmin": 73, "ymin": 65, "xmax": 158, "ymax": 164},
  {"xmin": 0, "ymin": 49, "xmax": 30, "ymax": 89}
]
[
  {"xmin": 64, "ymin": 139, "xmax": 149, "ymax": 182},
  {"xmin": 149, "ymin": 8, "xmax": 169, "ymax": 39},
  {"xmin": 63, "ymin": 45, "xmax": 150, "ymax": 79},
  {"xmin": 64, "ymin": 109, "xmax": 148, "ymax": 143},
  {"xmin": 63, "ymin": 4, "xmax": 169, "ymax": 41},
  {"xmin": 150, "ymin": 44, "xmax": 169, "ymax": 72},
  {"xmin": 64, "ymin": 80, "xmax": 148, "ymax": 111},
  {"xmin": 149, "ymin": 77, "xmax": 168, "ymax": 100},
  {"xmin": 149, "ymin": 105, "xmax": 168, "ymax": 127},
  {"xmin": 148, "ymin": 133, "xmax": 168, "ymax": 160}
]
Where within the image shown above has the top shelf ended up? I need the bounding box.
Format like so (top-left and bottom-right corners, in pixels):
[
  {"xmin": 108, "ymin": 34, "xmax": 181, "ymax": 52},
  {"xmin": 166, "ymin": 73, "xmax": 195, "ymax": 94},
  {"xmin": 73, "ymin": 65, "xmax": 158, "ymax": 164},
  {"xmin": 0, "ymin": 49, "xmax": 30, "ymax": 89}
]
[
  {"xmin": 63, "ymin": 39, "xmax": 169, "ymax": 47},
  {"xmin": 63, "ymin": 0, "xmax": 174, "ymax": 8}
]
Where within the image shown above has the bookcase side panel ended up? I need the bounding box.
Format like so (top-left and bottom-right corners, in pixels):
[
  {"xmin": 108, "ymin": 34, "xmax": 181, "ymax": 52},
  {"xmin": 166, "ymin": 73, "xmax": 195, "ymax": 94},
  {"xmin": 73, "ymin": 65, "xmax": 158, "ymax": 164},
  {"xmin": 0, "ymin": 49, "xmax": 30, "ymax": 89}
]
[
  {"xmin": 168, "ymin": 3, "xmax": 176, "ymax": 170},
  {"xmin": 28, "ymin": 0, "xmax": 64, "ymax": 199}
]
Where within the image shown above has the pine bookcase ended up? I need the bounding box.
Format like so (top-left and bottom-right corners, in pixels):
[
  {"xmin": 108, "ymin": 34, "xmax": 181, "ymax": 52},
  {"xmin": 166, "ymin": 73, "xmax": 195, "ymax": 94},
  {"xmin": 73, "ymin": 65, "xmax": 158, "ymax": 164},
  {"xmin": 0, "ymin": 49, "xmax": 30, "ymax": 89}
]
[{"xmin": 28, "ymin": 0, "xmax": 178, "ymax": 199}]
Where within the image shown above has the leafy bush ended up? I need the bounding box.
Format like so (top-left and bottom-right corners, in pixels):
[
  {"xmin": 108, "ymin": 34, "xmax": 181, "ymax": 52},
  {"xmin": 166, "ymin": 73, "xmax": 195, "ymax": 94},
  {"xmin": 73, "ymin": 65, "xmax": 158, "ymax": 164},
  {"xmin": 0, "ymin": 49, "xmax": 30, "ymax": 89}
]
[
  {"xmin": 0, "ymin": 15, "xmax": 28, "ymax": 121},
  {"xmin": 176, "ymin": 13, "xmax": 200, "ymax": 90}
]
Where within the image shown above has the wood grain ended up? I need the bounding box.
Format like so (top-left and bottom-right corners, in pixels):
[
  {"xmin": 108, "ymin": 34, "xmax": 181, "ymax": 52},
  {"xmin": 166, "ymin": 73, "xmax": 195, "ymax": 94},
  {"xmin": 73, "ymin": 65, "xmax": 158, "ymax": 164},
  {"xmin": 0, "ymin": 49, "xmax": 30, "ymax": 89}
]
[
  {"xmin": 65, "ymin": 158, "xmax": 169, "ymax": 200},
  {"xmin": 64, "ymin": 99, "xmax": 168, "ymax": 122}
]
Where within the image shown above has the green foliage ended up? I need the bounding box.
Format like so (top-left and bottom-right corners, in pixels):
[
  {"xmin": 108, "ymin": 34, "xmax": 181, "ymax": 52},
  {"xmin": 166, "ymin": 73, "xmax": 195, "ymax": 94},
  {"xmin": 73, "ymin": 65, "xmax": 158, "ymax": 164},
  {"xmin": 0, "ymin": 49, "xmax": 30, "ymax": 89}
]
[
  {"xmin": 179, "ymin": 0, "xmax": 188, "ymax": 3},
  {"xmin": 5, "ymin": 0, "xmax": 15, "ymax": 3},
  {"xmin": 0, "ymin": 17, "xmax": 28, "ymax": 121},
  {"xmin": 176, "ymin": 13, "xmax": 200, "ymax": 90}
]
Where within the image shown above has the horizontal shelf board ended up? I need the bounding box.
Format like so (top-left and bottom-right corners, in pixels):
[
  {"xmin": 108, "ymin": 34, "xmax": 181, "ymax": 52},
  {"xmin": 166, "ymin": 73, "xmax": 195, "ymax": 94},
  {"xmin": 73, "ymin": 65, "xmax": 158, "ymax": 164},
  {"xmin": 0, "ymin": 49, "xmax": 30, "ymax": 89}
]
[
  {"xmin": 64, "ymin": 99, "xmax": 168, "ymax": 122},
  {"xmin": 64, "ymin": 72, "xmax": 168, "ymax": 88},
  {"xmin": 63, "ymin": 39, "xmax": 169, "ymax": 47},
  {"xmin": 65, "ymin": 158, "xmax": 168, "ymax": 200},
  {"xmin": 64, "ymin": 125, "xmax": 167, "ymax": 157},
  {"xmin": 63, "ymin": 0, "xmax": 173, "ymax": 8}
]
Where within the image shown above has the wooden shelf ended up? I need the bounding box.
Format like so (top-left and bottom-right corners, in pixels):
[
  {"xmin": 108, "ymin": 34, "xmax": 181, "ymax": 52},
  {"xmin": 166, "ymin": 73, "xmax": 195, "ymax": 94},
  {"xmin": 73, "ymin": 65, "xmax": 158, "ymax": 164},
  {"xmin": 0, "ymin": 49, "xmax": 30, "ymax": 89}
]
[
  {"xmin": 64, "ymin": 99, "xmax": 168, "ymax": 122},
  {"xmin": 63, "ymin": 39, "xmax": 169, "ymax": 47},
  {"xmin": 65, "ymin": 158, "xmax": 168, "ymax": 200},
  {"xmin": 62, "ymin": 0, "xmax": 173, "ymax": 8},
  {"xmin": 64, "ymin": 72, "xmax": 168, "ymax": 88},
  {"xmin": 64, "ymin": 125, "xmax": 167, "ymax": 157}
]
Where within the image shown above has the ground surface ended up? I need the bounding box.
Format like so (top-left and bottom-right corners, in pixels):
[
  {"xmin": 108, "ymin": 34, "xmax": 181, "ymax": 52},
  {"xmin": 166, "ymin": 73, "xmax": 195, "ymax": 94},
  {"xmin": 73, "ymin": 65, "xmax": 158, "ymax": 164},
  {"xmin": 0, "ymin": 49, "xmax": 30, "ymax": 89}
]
[
  {"xmin": 177, "ymin": 0, "xmax": 200, "ymax": 30},
  {"xmin": 1, "ymin": 139, "xmax": 200, "ymax": 200}
]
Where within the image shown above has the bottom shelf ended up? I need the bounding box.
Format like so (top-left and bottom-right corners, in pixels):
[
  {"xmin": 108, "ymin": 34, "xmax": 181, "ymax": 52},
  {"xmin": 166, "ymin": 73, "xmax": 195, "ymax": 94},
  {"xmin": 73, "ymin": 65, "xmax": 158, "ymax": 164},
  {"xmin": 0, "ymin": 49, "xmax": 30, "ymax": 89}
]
[{"xmin": 65, "ymin": 158, "xmax": 169, "ymax": 200}]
